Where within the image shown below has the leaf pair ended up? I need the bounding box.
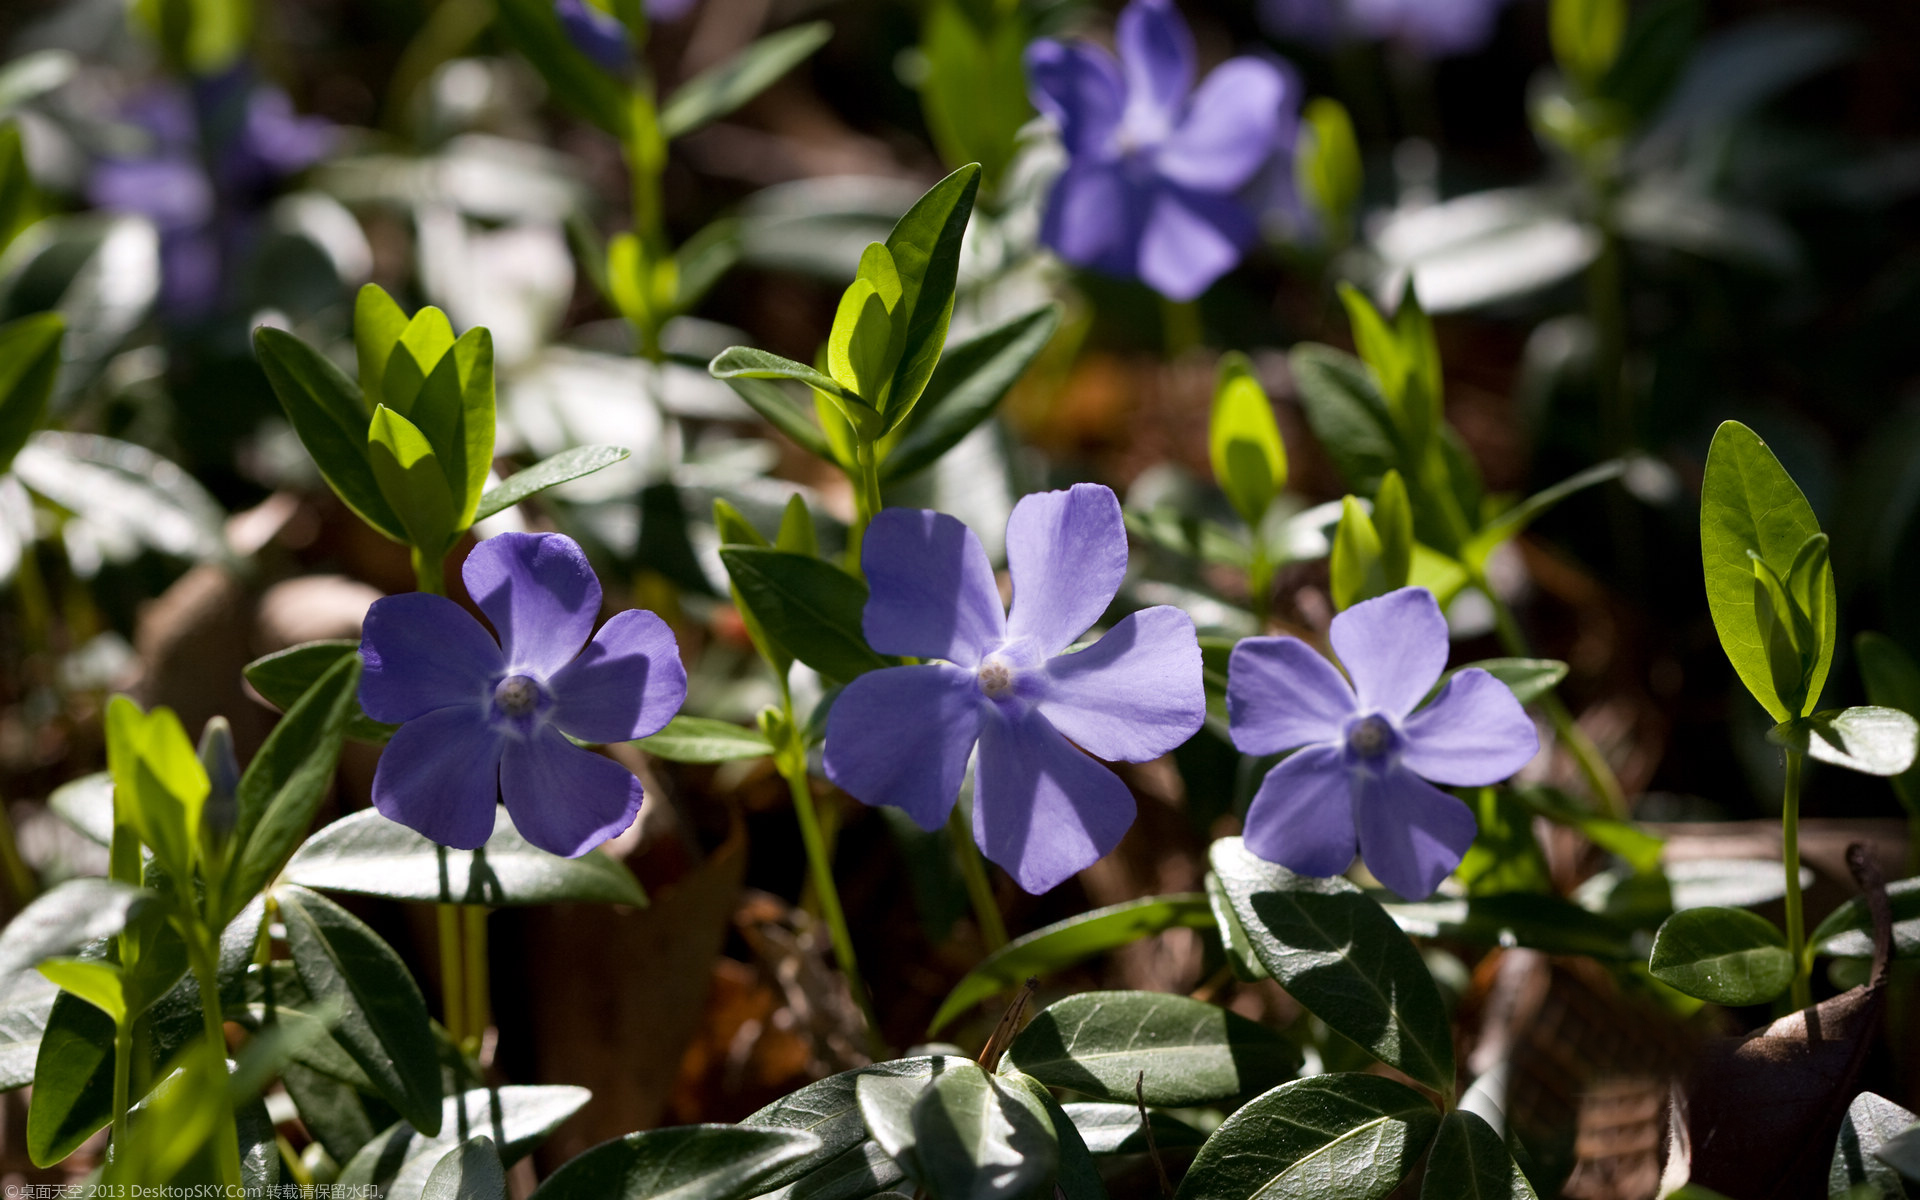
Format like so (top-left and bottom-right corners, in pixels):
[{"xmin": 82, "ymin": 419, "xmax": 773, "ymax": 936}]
[{"xmin": 1330, "ymin": 471, "xmax": 1413, "ymax": 610}]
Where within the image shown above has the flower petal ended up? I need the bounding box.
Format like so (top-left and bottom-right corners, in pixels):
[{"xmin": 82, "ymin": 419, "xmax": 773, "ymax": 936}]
[
  {"xmin": 861, "ymin": 508, "xmax": 1007, "ymax": 666},
  {"xmin": 823, "ymin": 664, "xmax": 983, "ymax": 831},
  {"xmin": 1400, "ymin": 668, "xmax": 1540, "ymax": 786},
  {"xmin": 1328, "ymin": 586, "xmax": 1449, "ymax": 718},
  {"xmin": 1025, "ymin": 40, "xmax": 1126, "ymax": 159},
  {"xmin": 1005, "ymin": 483, "xmax": 1127, "ymax": 656},
  {"xmin": 975, "ymin": 705, "xmax": 1137, "ymax": 894},
  {"xmin": 500, "ymin": 725, "xmax": 643, "ymax": 857},
  {"xmin": 463, "ymin": 532, "xmax": 601, "ymax": 677},
  {"xmin": 1354, "ymin": 765, "xmax": 1477, "ymax": 899},
  {"xmin": 1137, "ymin": 186, "xmax": 1255, "ymax": 302},
  {"xmin": 555, "ymin": 0, "xmax": 632, "ymax": 71},
  {"xmin": 1243, "ymin": 744, "xmax": 1358, "ymax": 877},
  {"xmin": 1226, "ymin": 635, "xmax": 1358, "ymax": 755},
  {"xmin": 371, "ymin": 705, "xmax": 504, "ymax": 851},
  {"xmin": 1040, "ymin": 161, "xmax": 1147, "ymax": 278},
  {"xmin": 1035, "ymin": 606, "xmax": 1204, "ymax": 762},
  {"xmin": 1157, "ymin": 57, "xmax": 1290, "ymax": 192},
  {"xmin": 1116, "ymin": 0, "xmax": 1195, "ymax": 134},
  {"xmin": 359, "ymin": 592, "xmax": 505, "ymax": 724},
  {"xmin": 548, "ymin": 609, "xmax": 688, "ymax": 743}
]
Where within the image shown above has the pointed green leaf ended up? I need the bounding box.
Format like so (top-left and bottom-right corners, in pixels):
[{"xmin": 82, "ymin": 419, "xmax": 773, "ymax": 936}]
[
  {"xmin": 1174, "ymin": 1073, "xmax": 1440, "ymax": 1200},
  {"xmin": 719, "ymin": 547, "xmax": 889, "ymax": 684},
  {"xmin": 879, "ymin": 303, "xmax": 1060, "ymax": 482},
  {"xmin": 1330, "ymin": 494, "xmax": 1385, "ymax": 611},
  {"xmin": 1297, "ymin": 97, "xmax": 1361, "ymax": 241},
  {"xmin": 1287, "ymin": 344, "xmax": 1399, "ymax": 494},
  {"xmin": 658, "ymin": 21, "xmax": 834, "ymax": 140},
  {"xmin": 35, "ymin": 958, "xmax": 125, "ymax": 1024},
  {"xmin": 1210, "ymin": 352, "xmax": 1288, "ymax": 528},
  {"xmin": 369, "ymin": 405, "xmax": 459, "ymax": 554},
  {"xmin": 0, "ymin": 311, "xmax": 63, "ymax": 475},
  {"xmin": 472, "ymin": 444, "xmax": 631, "ymax": 521},
  {"xmin": 742, "ymin": 1057, "xmax": 961, "ymax": 1189},
  {"xmin": 529, "ymin": 1126, "xmax": 823, "ymax": 1199},
  {"xmin": 354, "ymin": 283, "xmax": 409, "ymax": 411},
  {"xmin": 1463, "ymin": 459, "xmax": 1624, "ymax": 568},
  {"xmin": 1420, "ymin": 1109, "xmax": 1539, "ymax": 1199},
  {"xmin": 718, "ymin": 372, "xmax": 836, "ymax": 462},
  {"xmin": 338, "ymin": 1086, "xmax": 592, "ymax": 1200},
  {"xmin": 1830, "ymin": 1092, "xmax": 1916, "ymax": 1198},
  {"xmin": 878, "ymin": 164, "xmax": 981, "ymax": 425},
  {"xmin": 1648, "ymin": 905, "xmax": 1793, "ymax": 1005},
  {"xmin": 254, "ymin": 325, "xmax": 406, "ymax": 542},
  {"xmin": 422, "ymin": 1135, "xmax": 507, "ymax": 1200},
  {"xmin": 245, "ymin": 640, "xmax": 395, "ymax": 744},
  {"xmin": 638, "ymin": 716, "xmax": 774, "ymax": 764}
]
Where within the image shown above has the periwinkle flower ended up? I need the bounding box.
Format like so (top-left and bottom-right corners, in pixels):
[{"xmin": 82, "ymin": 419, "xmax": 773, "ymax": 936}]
[
  {"xmin": 557, "ymin": 0, "xmax": 697, "ymax": 69},
  {"xmin": 823, "ymin": 485, "xmax": 1204, "ymax": 893},
  {"xmin": 1025, "ymin": 0, "xmax": 1299, "ymax": 301},
  {"xmin": 1262, "ymin": 0, "xmax": 1509, "ymax": 59},
  {"xmin": 359, "ymin": 532, "xmax": 687, "ymax": 857},
  {"xmin": 1226, "ymin": 587, "xmax": 1537, "ymax": 898}
]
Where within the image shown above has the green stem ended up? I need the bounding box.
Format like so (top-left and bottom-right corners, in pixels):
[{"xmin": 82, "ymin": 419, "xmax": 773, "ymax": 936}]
[
  {"xmin": 462, "ymin": 905, "xmax": 490, "ymax": 1057},
  {"xmin": 1248, "ymin": 545, "xmax": 1274, "ymax": 631},
  {"xmin": 1475, "ymin": 568, "xmax": 1629, "ymax": 820},
  {"xmin": 948, "ymin": 806, "xmax": 1008, "ymax": 952},
  {"xmin": 1783, "ymin": 748, "xmax": 1810, "ymax": 1011},
  {"xmin": 110, "ymin": 1016, "xmax": 132, "ymax": 1153},
  {"xmin": 410, "ymin": 546, "xmax": 447, "ymax": 597},
  {"xmin": 779, "ymin": 740, "xmax": 885, "ymax": 1057},
  {"xmin": 188, "ymin": 937, "xmax": 242, "ymax": 1189},
  {"xmin": 437, "ymin": 904, "xmax": 466, "ymax": 1048},
  {"xmin": 847, "ymin": 441, "xmax": 884, "ymax": 577},
  {"xmin": 0, "ymin": 790, "xmax": 36, "ymax": 907}
]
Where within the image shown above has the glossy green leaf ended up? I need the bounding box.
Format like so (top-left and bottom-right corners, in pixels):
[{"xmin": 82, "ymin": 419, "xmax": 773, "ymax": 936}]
[
  {"xmin": 1770, "ymin": 706, "xmax": 1920, "ymax": 777},
  {"xmin": 490, "ymin": 0, "xmax": 630, "ymax": 134},
  {"xmin": 1648, "ymin": 905, "xmax": 1793, "ymax": 1005},
  {"xmin": 369, "ymin": 404, "xmax": 458, "ymax": 554},
  {"xmin": 26, "ymin": 985, "xmax": 117, "ymax": 1165},
  {"xmin": 1700, "ymin": 420, "xmax": 1835, "ymax": 721},
  {"xmin": 1421, "ymin": 1109, "xmax": 1539, "ymax": 1199},
  {"xmin": 929, "ymin": 893, "xmax": 1214, "ymax": 1034},
  {"xmin": 1003, "ymin": 989, "xmax": 1300, "ymax": 1107},
  {"xmin": 221, "ymin": 651, "xmax": 360, "ymax": 923},
  {"xmin": 639, "ymin": 716, "xmax": 772, "ymax": 764},
  {"xmin": 749, "ymin": 1141, "xmax": 905, "ymax": 1200},
  {"xmin": 1174, "ymin": 1073, "xmax": 1440, "ymax": 1200},
  {"xmin": 0, "ymin": 311, "xmax": 63, "ymax": 475},
  {"xmin": 742, "ymin": 1056, "xmax": 960, "ymax": 1189},
  {"xmin": 876, "ymin": 164, "xmax": 980, "ymax": 426},
  {"xmin": 0, "ymin": 973, "xmax": 57, "ymax": 1090},
  {"xmin": 879, "ymin": 304, "xmax": 1060, "ymax": 483},
  {"xmin": 254, "ymin": 325, "xmax": 405, "ymax": 543},
  {"xmin": 712, "ymin": 348, "xmax": 857, "ymax": 409},
  {"xmin": 1208, "ymin": 838, "xmax": 1455, "ymax": 1093},
  {"xmin": 1877, "ymin": 1123, "xmax": 1920, "ymax": 1184},
  {"xmin": 339, "ymin": 1086, "xmax": 592, "ymax": 1200},
  {"xmin": 1452, "ymin": 659, "xmax": 1569, "ymax": 706},
  {"xmin": 245, "ymin": 640, "xmax": 395, "ymax": 744},
  {"xmin": 36, "ymin": 958, "xmax": 125, "ymax": 1023},
  {"xmin": 720, "ymin": 547, "xmax": 888, "ymax": 684},
  {"xmin": 1856, "ymin": 632, "xmax": 1920, "ymax": 815},
  {"xmin": 0, "ymin": 878, "xmax": 150, "ymax": 985},
  {"xmin": 282, "ymin": 808, "xmax": 647, "ymax": 908},
  {"xmin": 659, "ymin": 22, "xmax": 833, "ymax": 140},
  {"xmin": 1382, "ymin": 893, "xmax": 1637, "ymax": 959},
  {"xmin": 1829, "ymin": 1092, "xmax": 1917, "ymax": 1197},
  {"xmin": 718, "ymin": 374, "xmax": 836, "ymax": 462},
  {"xmin": 1210, "ymin": 353, "xmax": 1287, "ymax": 527},
  {"xmin": 531, "ymin": 1126, "xmax": 824, "ymax": 1199},
  {"xmin": 472, "ymin": 445, "xmax": 630, "ymax": 522},
  {"xmin": 996, "ymin": 1069, "xmax": 1102, "ymax": 1200},
  {"xmin": 1809, "ymin": 876, "xmax": 1920, "ymax": 961},
  {"xmin": 279, "ymin": 884, "xmax": 442, "ymax": 1133},
  {"xmin": 47, "ymin": 771, "xmax": 113, "ymax": 845},
  {"xmin": 354, "ymin": 283, "xmax": 409, "ymax": 409},
  {"xmin": 1205, "ymin": 870, "xmax": 1270, "ymax": 981},
  {"xmin": 421, "ymin": 1136, "xmax": 508, "ymax": 1200},
  {"xmin": 1288, "ymin": 344, "xmax": 1399, "ymax": 495},
  {"xmin": 1060, "ymin": 1101, "xmax": 1205, "ymax": 1155},
  {"xmin": 858, "ymin": 1059, "xmax": 1056, "ymax": 1200}
]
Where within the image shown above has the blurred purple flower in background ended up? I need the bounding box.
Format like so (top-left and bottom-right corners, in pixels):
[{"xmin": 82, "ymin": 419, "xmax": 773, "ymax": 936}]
[
  {"xmin": 1025, "ymin": 0, "xmax": 1300, "ymax": 301},
  {"xmin": 359, "ymin": 532, "xmax": 687, "ymax": 857},
  {"xmin": 823, "ymin": 484, "xmax": 1204, "ymax": 893},
  {"xmin": 1226, "ymin": 587, "xmax": 1537, "ymax": 899},
  {"xmin": 88, "ymin": 68, "xmax": 331, "ymax": 317},
  {"xmin": 1262, "ymin": 0, "xmax": 1510, "ymax": 58},
  {"xmin": 556, "ymin": 0, "xmax": 697, "ymax": 70}
]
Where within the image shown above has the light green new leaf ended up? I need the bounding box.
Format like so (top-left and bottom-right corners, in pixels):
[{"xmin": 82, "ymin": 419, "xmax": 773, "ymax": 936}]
[
  {"xmin": 1174, "ymin": 1073, "xmax": 1440, "ymax": 1200},
  {"xmin": 35, "ymin": 959, "xmax": 125, "ymax": 1024},
  {"xmin": 1552, "ymin": 0, "xmax": 1628, "ymax": 88},
  {"xmin": 659, "ymin": 22, "xmax": 834, "ymax": 140},
  {"xmin": 1648, "ymin": 905, "xmax": 1793, "ymax": 1005},
  {"xmin": 1297, "ymin": 97, "xmax": 1362, "ymax": 241},
  {"xmin": 876, "ymin": 164, "xmax": 980, "ymax": 427},
  {"xmin": 1210, "ymin": 352, "xmax": 1287, "ymax": 528},
  {"xmin": 1331, "ymin": 495, "xmax": 1385, "ymax": 612},
  {"xmin": 473, "ymin": 445, "xmax": 631, "ymax": 521},
  {"xmin": 369, "ymin": 405, "xmax": 458, "ymax": 555}
]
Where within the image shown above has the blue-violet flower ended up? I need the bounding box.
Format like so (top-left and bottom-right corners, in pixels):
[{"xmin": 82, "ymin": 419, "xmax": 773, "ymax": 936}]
[
  {"xmin": 1262, "ymin": 0, "xmax": 1509, "ymax": 59},
  {"xmin": 557, "ymin": 0, "xmax": 698, "ymax": 71},
  {"xmin": 1025, "ymin": 0, "xmax": 1299, "ymax": 301},
  {"xmin": 823, "ymin": 484, "xmax": 1205, "ymax": 894},
  {"xmin": 1226, "ymin": 586, "xmax": 1538, "ymax": 898},
  {"xmin": 359, "ymin": 531, "xmax": 687, "ymax": 857}
]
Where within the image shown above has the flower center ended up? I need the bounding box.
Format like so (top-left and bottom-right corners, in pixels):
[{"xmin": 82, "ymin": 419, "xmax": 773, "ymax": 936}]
[
  {"xmin": 1347, "ymin": 714, "xmax": 1394, "ymax": 760},
  {"xmin": 977, "ymin": 658, "xmax": 1015, "ymax": 699},
  {"xmin": 493, "ymin": 674, "xmax": 543, "ymax": 717}
]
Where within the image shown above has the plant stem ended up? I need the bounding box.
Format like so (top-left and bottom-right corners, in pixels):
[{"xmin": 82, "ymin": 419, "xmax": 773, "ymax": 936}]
[
  {"xmin": 188, "ymin": 936, "xmax": 242, "ymax": 1189},
  {"xmin": 1783, "ymin": 748, "xmax": 1810, "ymax": 1010},
  {"xmin": 437, "ymin": 903, "xmax": 466, "ymax": 1048},
  {"xmin": 410, "ymin": 546, "xmax": 446, "ymax": 597},
  {"xmin": 778, "ymin": 745, "xmax": 884, "ymax": 1057},
  {"xmin": 0, "ymin": 790, "xmax": 37, "ymax": 906},
  {"xmin": 1248, "ymin": 545, "xmax": 1273, "ymax": 631},
  {"xmin": 948, "ymin": 806, "xmax": 1008, "ymax": 952},
  {"xmin": 1161, "ymin": 297, "xmax": 1202, "ymax": 358},
  {"xmin": 462, "ymin": 904, "xmax": 490, "ymax": 1057},
  {"xmin": 110, "ymin": 1016, "xmax": 132, "ymax": 1152},
  {"xmin": 847, "ymin": 440, "xmax": 883, "ymax": 577}
]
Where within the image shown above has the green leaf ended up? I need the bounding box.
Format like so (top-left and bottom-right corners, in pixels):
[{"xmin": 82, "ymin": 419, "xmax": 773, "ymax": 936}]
[
  {"xmin": 638, "ymin": 715, "xmax": 774, "ymax": 764},
  {"xmin": 1769, "ymin": 706, "xmax": 1920, "ymax": 778},
  {"xmin": 1856, "ymin": 632, "xmax": 1920, "ymax": 815},
  {"xmin": 36, "ymin": 958, "xmax": 125, "ymax": 1023},
  {"xmin": 354, "ymin": 283, "xmax": 409, "ymax": 410},
  {"xmin": 1463, "ymin": 459, "xmax": 1625, "ymax": 570},
  {"xmin": 490, "ymin": 0, "xmax": 630, "ymax": 134},
  {"xmin": 1174, "ymin": 1073, "xmax": 1440, "ymax": 1200},
  {"xmin": 1210, "ymin": 352, "xmax": 1287, "ymax": 528},
  {"xmin": 1829, "ymin": 1092, "xmax": 1917, "ymax": 1197},
  {"xmin": 26, "ymin": 986, "xmax": 117, "ymax": 1164},
  {"xmin": 1288, "ymin": 344, "xmax": 1399, "ymax": 495},
  {"xmin": 1648, "ymin": 905, "xmax": 1794, "ymax": 1005},
  {"xmin": 712, "ymin": 347, "xmax": 858, "ymax": 409},
  {"xmin": 1421, "ymin": 1109, "xmax": 1539, "ymax": 1199},
  {"xmin": 741, "ymin": 1057, "xmax": 961, "ymax": 1189},
  {"xmin": 1208, "ymin": 838, "xmax": 1455, "ymax": 1093},
  {"xmin": 339, "ymin": 1086, "xmax": 592, "ymax": 1200},
  {"xmin": 369, "ymin": 404, "xmax": 459, "ymax": 554},
  {"xmin": 719, "ymin": 547, "xmax": 888, "ymax": 684},
  {"xmin": 859, "ymin": 1059, "xmax": 1057, "ymax": 1200},
  {"xmin": 0, "ymin": 878, "xmax": 150, "ymax": 985},
  {"xmin": 0, "ymin": 973, "xmax": 57, "ymax": 1091},
  {"xmin": 1506, "ymin": 784, "xmax": 1664, "ymax": 874},
  {"xmin": 1599, "ymin": 0, "xmax": 1699, "ymax": 118},
  {"xmin": 996, "ymin": 1069, "xmax": 1103, "ymax": 1200},
  {"xmin": 283, "ymin": 808, "xmax": 648, "ymax": 908},
  {"xmin": 876, "ymin": 164, "xmax": 981, "ymax": 426},
  {"xmin": 47, "ymin": 771, "xmax": 112, "ymax": 845},
  {"xmin": 1551, "ymin": 0, "xmax": 1627, "ymax": 89},
  {"xmin": 1452, "ymin": 659, "xmax": 1569, "ymax": 706},
  {"xmin": 1002, "ymin": 989, "xmax": 1301, "ymax": 1107},
  {"xmin": 777, "ymin": 493, "xmax": 818, "ymax": 557},
  {"xmin": 1809, "ymin": 876, "xmax": 1920, "ymax": 961},
  {"xmin": 221, "ymin": 651, "xmax": 360, "ymax": 923},
  {"xmin": 1381, "ymin": 892, "xmax": 1637, "ymax": 959},
  {"xmin": 1331, "ymin": 494, "xmax": 1386, "ymax": 611},
  {"xmin": 1060, "ymin": 1101, "xmax": 1205, "ymax": 1155},
  {"xmin": 659, "ymin": 22, "xmax": 833, "ymax": 140},
  {"xmin": 1296, "ymin": 97, "xmax": 1362, "ymax": 242},
  {"xmin": 918, "ymin": 1, "xmax": 1030, "ymax": 190},
  {"xmin": 1876, "ymin": 1123, "xmax": 1920, "ymax": 1185},
  {"xmin": 879, "ymin": 304, "xmax": 1060, "ymax": 483},
  {"xmin": 1205, "ymin": 870, "xmax": 1270, "ymax": 982},
  {"xmin": 1700, "ymin": 420, "xmax": 1835, "ymax": 721},
  {"xmin": 421, "ymin": 1136, "xmax": 507, "ymax": 1200},
  {"xmin": 244, "ymin": 640, "xmax": 395, "ymax": 744},
  {"xmin": 718, "ymin": 374, "xmax": 837, "ymax": 462},
  {"xmin": 278, "ymin": 884, "xmax": 442, "ymax": 1133},
  {"xmin": 928, "ymin": 893, "xmax": 1215, "ymax": 1034},
  {"xmin": 530, "ymin": 1126, "xmax": 824, "ymax": 1199},
  {"xmin": 0, "ymin": 311, "xmax": 63, "ymax": 475},
  {"xmin": 254, "ymin": 326, "xmax": 406, "ymax": 543},
  {"xmin": 106, "ymin": 695, "xmax": 209, "ymax": 885},
  {"xmin": 472, "ymin": 444, "xmax": 632, "ymax": 521}
]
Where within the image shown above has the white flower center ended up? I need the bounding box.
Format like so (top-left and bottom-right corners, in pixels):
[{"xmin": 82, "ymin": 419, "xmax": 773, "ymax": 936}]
[
  {"xmin": 977, "ymin": 658, "xmax": 1015, "ymax": 699},
  {"xmin": 494, "ymin": 674, "xmax": 542, "ymax": 717}
]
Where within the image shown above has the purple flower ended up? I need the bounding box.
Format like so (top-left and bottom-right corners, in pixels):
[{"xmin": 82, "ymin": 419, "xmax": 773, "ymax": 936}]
[
  {"xmin": 1226, "ymin": 587, "xmax": 1537, "ymax": 898},
  {"xmin": 556, "ymin": 0, "xmax": 632, "ymax": 71},
  {"xmin": 1262, "ymin": 0, "xmax": 1509, "ymax": 58},
  {"xmin": 822, "ymin": 484, "xmax": 1205, "ymax": 894},
  {"xmin": 359, "ymin": 532, "xmax": 687, "ymax": 857},
  {"xmin": 1025, "ymin": 0, "xmax": 1299, "ymax": 301}
]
